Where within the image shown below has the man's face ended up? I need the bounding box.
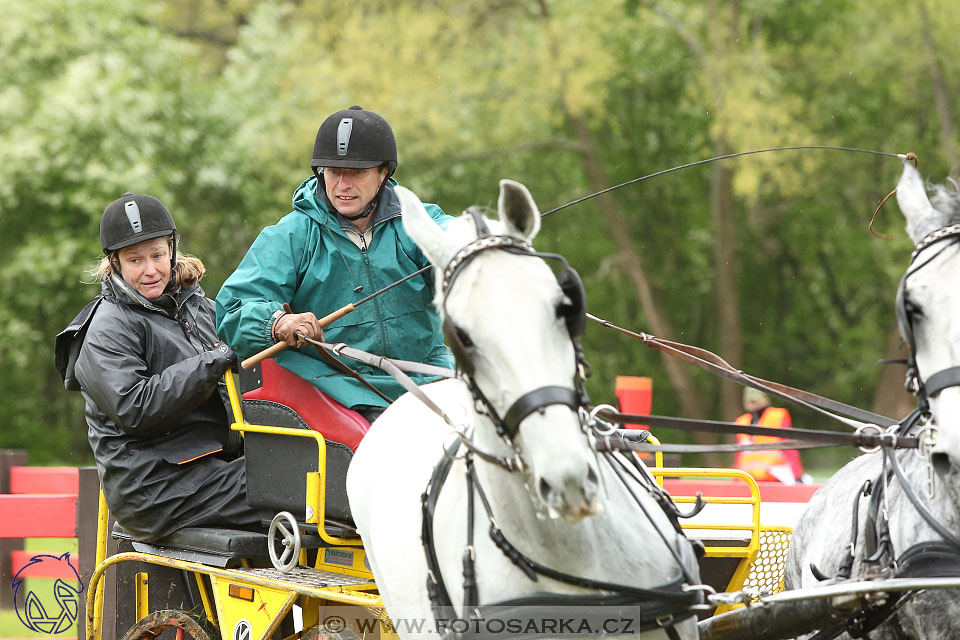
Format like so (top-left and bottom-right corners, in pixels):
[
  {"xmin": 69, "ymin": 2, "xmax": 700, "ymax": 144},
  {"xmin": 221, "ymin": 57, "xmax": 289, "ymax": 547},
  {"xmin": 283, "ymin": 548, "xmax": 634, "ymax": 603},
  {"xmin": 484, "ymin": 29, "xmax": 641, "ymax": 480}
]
[{"xmin": 322, "ymin": 166, "xmax": 387, "ymax": 218}]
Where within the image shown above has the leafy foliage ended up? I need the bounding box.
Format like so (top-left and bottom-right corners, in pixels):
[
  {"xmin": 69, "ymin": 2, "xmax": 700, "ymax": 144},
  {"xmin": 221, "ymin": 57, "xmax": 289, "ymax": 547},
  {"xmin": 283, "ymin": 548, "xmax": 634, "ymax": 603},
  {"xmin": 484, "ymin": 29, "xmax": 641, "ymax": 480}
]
[{"xmin": 2, "ymin": 0, "xmax": 957, "ymax": 471}]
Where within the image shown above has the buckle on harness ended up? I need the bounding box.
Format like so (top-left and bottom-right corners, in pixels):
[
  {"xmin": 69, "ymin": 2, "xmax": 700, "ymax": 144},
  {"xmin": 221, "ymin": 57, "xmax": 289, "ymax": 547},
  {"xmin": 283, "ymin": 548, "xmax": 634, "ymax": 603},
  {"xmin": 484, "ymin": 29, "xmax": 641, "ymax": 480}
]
[
  {"xmin": 855, "ymin": 424, "xmax": 896, "ymax": 453},
  {"xmin": 655, "ymin": 614, "xmax": 675, "ymax": 628}
]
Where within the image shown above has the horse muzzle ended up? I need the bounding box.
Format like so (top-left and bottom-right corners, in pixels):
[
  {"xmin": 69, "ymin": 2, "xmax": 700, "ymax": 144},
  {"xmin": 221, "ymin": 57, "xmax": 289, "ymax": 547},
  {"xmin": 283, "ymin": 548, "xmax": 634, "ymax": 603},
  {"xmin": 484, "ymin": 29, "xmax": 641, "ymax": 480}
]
[{"xmin": 531, "ymin": 453, "xmax": 602, "ymax": 522}]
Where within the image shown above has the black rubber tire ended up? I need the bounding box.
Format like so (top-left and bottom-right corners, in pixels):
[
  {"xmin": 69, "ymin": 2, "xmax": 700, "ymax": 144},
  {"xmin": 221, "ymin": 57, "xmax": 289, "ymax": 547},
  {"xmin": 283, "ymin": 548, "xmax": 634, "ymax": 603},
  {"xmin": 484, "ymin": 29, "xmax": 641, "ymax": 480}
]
[{"xmin": 120, "ymin": 609, "xmax": 217, "ymax": 640}]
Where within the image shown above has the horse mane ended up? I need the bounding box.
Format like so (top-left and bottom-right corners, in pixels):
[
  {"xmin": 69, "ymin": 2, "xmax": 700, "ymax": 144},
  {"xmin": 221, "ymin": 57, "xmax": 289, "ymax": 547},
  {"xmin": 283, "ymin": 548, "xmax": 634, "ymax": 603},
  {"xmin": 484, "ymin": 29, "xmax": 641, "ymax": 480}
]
[{"xmin": 928, "ymin": 179, "xmax": 960, "ymax": 225}]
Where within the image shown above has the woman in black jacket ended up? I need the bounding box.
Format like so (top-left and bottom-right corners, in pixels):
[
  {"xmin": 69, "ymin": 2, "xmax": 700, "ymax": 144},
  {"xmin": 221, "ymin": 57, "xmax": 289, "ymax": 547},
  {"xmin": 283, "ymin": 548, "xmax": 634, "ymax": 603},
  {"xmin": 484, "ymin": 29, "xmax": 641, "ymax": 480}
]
[{"xmin": 56, "ymin": 193, "xmax": 271, "ymax": 541}]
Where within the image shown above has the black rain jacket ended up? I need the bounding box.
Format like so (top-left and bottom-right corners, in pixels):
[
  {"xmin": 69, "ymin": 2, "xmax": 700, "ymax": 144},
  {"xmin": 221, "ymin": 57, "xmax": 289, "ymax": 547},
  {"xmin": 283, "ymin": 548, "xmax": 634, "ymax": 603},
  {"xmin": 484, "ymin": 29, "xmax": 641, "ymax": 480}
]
[{"xmin": 56, "ymin": 275, "xmax": 238, "ymax": 539}]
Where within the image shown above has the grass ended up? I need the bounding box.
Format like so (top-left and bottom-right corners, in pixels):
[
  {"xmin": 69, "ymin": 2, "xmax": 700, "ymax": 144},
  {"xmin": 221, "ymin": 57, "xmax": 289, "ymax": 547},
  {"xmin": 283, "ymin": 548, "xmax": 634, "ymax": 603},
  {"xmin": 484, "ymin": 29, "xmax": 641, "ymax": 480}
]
[{"xmin": 1, "ymin": 538, "xmax": 79, "ymax": 639}]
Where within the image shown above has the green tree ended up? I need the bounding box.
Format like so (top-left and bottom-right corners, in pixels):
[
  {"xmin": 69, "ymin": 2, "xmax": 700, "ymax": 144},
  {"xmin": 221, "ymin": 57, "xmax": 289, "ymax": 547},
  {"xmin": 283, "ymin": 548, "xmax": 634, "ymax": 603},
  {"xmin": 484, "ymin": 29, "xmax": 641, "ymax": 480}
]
[{"xmin": 3, "ymin": 0, "xmax": 959, "ymax": 472}]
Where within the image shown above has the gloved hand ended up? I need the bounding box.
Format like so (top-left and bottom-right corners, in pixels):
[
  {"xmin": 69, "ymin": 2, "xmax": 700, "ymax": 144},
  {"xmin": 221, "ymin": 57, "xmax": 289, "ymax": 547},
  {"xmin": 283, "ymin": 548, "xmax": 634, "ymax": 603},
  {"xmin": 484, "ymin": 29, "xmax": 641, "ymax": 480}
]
[
  {"xmin": 272, "ymin": 306, "xmax": 324, "ymax": 347},
  {"xmin": 212, "ymin": 341, "xmax": 238, "ymax": 367}
]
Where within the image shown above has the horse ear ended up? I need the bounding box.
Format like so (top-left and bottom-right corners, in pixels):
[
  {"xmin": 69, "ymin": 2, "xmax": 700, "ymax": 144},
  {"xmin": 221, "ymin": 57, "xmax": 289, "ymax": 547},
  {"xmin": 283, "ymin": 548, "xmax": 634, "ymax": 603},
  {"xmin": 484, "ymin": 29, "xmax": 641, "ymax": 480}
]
[
  {"xmin": 896, "ymin": 158, "xmax": 944, "ymax": 244},
  {"xmin": 498, "ymin": 180, "xmax": 541, "ymax": 241},
  {"xmin": 398, "ymin": 185, "xmax": 449, "ymax": 266}
]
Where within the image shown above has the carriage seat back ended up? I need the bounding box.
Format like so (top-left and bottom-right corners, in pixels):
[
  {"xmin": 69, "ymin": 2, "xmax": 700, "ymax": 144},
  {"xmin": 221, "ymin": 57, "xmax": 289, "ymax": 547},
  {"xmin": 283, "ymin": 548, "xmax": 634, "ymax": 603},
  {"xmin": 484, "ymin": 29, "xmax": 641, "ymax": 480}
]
[{"xmin": 238, "ymin": 359, "xmax": 370, "ymax": 523}]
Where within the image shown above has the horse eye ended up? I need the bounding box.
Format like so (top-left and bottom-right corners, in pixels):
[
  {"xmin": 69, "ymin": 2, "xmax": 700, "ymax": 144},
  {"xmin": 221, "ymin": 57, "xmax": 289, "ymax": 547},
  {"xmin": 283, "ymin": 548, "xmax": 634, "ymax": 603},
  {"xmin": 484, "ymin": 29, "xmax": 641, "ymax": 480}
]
[
  {"xmin": 456, "ymin": 327, "xmax": 474, "ymax": 348},
  {"xmin": 905, "ymin": 298, "xmax": 924, "ymax": 318}
]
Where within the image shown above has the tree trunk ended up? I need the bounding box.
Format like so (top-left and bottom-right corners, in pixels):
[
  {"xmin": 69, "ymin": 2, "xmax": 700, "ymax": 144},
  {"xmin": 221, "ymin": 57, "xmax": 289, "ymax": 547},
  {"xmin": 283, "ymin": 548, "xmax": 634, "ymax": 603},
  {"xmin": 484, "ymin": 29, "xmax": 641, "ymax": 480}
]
[
  {"xmin": 918, "ymin": 0, "xmax": 960, "ymax": 172},
  {"xmin": 708, "ymin": 0, "xmax": 745, "ymax": 421},
  {"xmin": 536, "ymin": 0, "xmax": 721, "ymax": 464},
  {"xmin": 711, "ymin": 137, "xmax": 743, "ymax": 421},
  {"xmin": 565, "ymin": 112, "xmax": 723, "ymax": 466}
]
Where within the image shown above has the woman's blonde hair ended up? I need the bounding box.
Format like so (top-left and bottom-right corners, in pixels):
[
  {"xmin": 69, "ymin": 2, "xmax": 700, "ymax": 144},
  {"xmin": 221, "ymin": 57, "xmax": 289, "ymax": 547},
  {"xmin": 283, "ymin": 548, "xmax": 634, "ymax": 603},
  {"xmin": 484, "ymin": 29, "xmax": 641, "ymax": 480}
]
[{"xmin": 87, "ymin": 237, "xmax": 206, "ymax": 289}]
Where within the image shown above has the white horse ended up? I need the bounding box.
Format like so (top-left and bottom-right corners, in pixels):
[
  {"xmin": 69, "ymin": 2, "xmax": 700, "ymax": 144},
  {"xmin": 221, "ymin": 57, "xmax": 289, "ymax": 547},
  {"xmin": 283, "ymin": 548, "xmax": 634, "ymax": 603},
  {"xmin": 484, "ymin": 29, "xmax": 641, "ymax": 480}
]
[
  {"xmin": 346, "ymin": 181, "xmax": 702, "ymax": 639},
  {"xmin": 784, "ymin": 158, "xmax": 960, "ymax": 639}
]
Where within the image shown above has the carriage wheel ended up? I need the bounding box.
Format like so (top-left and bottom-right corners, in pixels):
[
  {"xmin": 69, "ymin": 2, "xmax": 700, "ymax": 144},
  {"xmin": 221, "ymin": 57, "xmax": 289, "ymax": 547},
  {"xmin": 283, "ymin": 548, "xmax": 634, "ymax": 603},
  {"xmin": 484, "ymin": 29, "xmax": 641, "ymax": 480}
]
[
  {"xmin": 268, "ymin": 511, "xmax": 301, "ymax": 573},
  {"xmin": 120, "ymin": 609, "xmax": 215, "ymax": 640}
]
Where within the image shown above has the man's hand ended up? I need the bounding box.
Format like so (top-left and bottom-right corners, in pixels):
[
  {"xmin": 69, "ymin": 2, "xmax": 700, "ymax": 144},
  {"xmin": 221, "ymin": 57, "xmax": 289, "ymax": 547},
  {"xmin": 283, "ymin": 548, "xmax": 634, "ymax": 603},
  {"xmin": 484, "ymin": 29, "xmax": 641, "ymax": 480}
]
[{"xmin": 272, "ymin": 310, "xmax": 324, "ymax": 347}]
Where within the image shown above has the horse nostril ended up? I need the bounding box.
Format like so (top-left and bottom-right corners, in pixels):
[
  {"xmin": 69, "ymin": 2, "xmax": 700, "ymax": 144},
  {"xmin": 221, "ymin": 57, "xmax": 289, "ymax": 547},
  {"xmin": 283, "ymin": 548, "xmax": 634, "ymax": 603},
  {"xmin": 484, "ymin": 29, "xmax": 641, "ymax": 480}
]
[
  {"xmin": 584, "ymin": 467, "xmax": 599, "ymax": 501},
  {"xmin": 539, "ymin": 477, "xmax": 553, "ymax": 503},
  {"xmin": 932, "ymin": 451, "xmax": 953, "ymax": 477}
]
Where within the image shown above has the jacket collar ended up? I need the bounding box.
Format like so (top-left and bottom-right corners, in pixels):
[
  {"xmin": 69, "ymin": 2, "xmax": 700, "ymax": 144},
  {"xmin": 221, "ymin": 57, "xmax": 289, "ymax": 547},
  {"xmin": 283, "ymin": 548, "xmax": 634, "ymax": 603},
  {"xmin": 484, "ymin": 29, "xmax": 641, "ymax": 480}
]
[
  {"xmin": 104, "ymin": 275, "xmax": 201, "ymax": 316},
  {"xmin": 293, "ymin": 175, "xmax": 402, "ymax": 234}
]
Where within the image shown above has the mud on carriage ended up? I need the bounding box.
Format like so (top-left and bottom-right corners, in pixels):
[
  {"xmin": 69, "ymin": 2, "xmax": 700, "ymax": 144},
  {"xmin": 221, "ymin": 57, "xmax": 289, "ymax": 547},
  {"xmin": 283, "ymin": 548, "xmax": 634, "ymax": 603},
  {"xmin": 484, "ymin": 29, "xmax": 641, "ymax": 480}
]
[{"xmin": 83, "ymin": 158, "xmax": 960, "ymax": 640}]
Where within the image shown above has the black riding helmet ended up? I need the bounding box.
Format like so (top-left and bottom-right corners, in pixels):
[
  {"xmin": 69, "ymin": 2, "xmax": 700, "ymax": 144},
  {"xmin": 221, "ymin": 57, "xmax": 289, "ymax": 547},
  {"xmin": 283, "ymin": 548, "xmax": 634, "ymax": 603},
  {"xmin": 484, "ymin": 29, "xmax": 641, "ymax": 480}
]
[
  {"xmin": 311, "ymin": 106, "xmax": 398, "ymax": 177},
  {"xmin": 100, "ymin": 192, "xmax": 178, "ymax": 268}
]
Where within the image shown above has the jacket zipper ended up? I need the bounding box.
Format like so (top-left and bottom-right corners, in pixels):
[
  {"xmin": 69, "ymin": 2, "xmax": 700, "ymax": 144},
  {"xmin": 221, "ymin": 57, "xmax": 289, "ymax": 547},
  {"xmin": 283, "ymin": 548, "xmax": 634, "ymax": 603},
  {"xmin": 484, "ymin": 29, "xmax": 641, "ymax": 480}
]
[{"xmin": 346, "ymin": 228, "xmax": 390, "ymax": 355}]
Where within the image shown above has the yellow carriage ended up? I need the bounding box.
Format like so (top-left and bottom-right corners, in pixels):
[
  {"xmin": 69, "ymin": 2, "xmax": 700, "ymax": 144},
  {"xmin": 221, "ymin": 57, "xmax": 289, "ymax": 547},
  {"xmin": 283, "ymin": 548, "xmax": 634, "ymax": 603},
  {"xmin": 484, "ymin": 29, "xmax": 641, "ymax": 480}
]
[{"xmin": 83, "ymin": 360, "xmax": 795, "ymax": 640}]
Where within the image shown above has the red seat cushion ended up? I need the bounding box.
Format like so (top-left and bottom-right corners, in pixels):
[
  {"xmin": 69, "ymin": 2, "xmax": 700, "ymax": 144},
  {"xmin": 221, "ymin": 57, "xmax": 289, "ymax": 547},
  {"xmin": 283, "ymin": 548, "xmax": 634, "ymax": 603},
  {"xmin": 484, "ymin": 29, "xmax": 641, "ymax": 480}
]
[{"xmin": 242, "ymin": 359, "xmax": 370, "ymax": 451}]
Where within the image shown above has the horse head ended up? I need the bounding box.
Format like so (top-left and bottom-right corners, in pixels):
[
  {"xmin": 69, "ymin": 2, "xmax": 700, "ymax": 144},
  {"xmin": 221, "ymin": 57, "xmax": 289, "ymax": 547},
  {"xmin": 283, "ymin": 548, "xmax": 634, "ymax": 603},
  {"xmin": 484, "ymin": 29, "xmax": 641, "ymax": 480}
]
[
  {"xmin": 399, "ymin": 181, "xmax": 600, "ymax": 522},
  {"xmin": 895, "ymin": 159, "xmax": 960, "ymax": 486}
]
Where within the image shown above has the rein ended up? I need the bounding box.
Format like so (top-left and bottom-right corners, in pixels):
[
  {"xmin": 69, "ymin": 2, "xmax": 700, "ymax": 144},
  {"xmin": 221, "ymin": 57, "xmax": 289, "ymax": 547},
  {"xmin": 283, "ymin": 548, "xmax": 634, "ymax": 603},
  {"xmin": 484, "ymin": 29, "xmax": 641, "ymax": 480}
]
[
  {"xmin": 592, "ymin": 416, "xmax": 919, "ymax": 454},
  {"xmin": 418, "ymin": 211, "xmax": 704, "ymax": 639},
  {"xmin": 587, "ymin": 313, "xmax": 899, "ymax": 429},
  {"xmin": 420, "ymin": 435, "xmax": 704, "ymax": 640},
  {"xmin": 803, "ymin": 221, "xmax": 960, "ymax": 640}
]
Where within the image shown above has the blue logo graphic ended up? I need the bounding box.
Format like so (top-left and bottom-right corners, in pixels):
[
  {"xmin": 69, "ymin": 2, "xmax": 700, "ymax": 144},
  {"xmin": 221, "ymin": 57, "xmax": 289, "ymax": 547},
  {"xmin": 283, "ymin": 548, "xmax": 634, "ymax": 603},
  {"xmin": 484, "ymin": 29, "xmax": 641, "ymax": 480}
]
[{"xmin": 11, "ymin": 553, "xmax": 84, "ymax": 634}]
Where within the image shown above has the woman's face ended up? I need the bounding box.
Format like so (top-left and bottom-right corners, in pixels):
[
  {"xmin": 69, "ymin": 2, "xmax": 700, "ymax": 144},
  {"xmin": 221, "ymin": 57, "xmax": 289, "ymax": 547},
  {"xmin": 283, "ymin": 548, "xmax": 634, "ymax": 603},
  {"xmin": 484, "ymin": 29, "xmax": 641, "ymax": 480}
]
[{"xmin": 115, "ymin": 238, "xmax": 172, "ymax": 300}]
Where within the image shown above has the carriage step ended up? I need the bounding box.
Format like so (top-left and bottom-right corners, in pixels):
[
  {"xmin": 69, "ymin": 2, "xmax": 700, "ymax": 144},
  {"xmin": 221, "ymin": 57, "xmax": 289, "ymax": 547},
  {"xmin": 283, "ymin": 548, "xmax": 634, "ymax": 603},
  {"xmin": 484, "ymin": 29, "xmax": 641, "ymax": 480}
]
[{"xmin": 231, "ymin": 565, "xmax": 375, "ymax": 589}]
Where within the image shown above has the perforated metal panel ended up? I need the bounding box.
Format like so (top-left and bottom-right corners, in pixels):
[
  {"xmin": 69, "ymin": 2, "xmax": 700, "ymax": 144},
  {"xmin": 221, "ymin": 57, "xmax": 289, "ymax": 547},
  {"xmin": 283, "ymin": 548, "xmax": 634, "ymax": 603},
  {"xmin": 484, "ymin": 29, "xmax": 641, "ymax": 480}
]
[{"xmin": 740, "ymin": 527, "xmax": 792, "ymax": 602}]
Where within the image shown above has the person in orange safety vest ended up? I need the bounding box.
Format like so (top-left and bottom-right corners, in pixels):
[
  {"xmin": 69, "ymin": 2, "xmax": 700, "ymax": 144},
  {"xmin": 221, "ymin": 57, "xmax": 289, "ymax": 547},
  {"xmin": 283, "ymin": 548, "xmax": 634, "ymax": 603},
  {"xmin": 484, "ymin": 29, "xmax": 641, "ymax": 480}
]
[{"xmin": 733, "ymin": 388, "xmax": 811, "ymax": 484}]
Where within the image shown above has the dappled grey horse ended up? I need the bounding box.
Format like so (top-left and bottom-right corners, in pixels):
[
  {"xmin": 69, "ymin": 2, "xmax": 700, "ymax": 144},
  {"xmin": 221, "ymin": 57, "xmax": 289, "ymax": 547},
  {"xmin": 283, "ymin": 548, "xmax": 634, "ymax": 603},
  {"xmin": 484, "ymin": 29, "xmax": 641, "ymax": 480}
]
[{"xmin": 784, "ymin": 158, "xmax": 960, "ymax": 639}]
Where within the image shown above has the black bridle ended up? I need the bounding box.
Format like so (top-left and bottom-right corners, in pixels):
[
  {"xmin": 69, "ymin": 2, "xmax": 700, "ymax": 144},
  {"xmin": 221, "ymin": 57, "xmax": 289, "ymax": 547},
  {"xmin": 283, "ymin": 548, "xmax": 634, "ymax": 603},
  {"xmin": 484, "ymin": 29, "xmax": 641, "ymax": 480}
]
[
  {"xmin": 420, "ymin": 211, "xmax": 704, "ymax": 639},
  {"xmin": 896, "ymin": 222, "xmax": 960, "ymax": 413},
  {"xmin": 806, "ymin": 223, "xmax": 960, "ymax": 640},
  {"xmin": 440, "ymin": 209, "xmax": 590, "ymax": 442}
]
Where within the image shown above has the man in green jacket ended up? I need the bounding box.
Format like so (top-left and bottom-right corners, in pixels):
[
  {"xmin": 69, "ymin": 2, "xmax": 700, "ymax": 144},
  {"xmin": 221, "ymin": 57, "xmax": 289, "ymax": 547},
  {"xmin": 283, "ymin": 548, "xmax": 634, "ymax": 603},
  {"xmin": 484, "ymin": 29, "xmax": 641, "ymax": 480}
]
[{"xmin": 216, "ymin": 106, "xmax": 454, "ymax": 422}]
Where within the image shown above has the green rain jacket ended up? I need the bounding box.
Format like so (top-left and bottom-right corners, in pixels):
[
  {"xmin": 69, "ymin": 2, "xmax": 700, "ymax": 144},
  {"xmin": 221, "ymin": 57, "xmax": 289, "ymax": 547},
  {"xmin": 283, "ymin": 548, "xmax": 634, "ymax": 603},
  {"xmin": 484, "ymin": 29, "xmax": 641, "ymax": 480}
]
[{"xmin": 216, "ymin": 176, "xmax": 454, "ymax": 409}]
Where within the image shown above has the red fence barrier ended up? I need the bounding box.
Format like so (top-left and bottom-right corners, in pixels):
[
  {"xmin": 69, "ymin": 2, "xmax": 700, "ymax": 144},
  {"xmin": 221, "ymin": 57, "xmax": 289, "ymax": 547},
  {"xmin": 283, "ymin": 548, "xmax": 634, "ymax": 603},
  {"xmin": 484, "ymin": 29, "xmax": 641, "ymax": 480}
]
[{"xmin": 0, "ymin": 450, "xmax": 102, "ymax": 640}]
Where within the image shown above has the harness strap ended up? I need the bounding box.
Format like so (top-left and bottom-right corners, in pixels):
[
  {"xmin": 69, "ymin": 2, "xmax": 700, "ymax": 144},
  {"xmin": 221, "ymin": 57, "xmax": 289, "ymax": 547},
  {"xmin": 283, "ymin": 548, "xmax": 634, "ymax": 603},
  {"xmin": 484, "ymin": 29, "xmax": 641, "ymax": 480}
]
[
  {"xmin": 301, "ymin": 336, "xmax": 458, "ymax": 424},
  {"xmin": 451, "ymin": 593, "xmax": 691, "ymax": 640},
  {"xmin": 897, "ymin": 541, "xmax": 960, "ymax": 578},
  {"xmin": 421, "ymin": 438, "xmax": 460, "ymax": 617},
  {"xmin": 463, "ymin": 457, "xmax": 479, "ymax": 611},
  {"xmin": 502, "ymin": 386, "xmax": 579, "ymax": 437},
  {"xmin": 864, "ymin": 467, "xmax": 893, "ymax": 564},
  {"xmin": 835, "ymin": 480, "xmax": 872, "ymax": 580},
  {"xmin": 588, "ymin": 314, "xmax": 898, "ymax": 428},
  {"xmin": 596, "ymin": 413, "xmax": 919, "ymax": 451},
  {"xmin": 886, "ymin": 446, "xmax": 960, "ymax": 553},
  {"xmin": 924, "ymin": 366, "xmax": 960, "ymax": 397},
  {"xmin": 421, "ymin": 443, "xmax": 699, "ymax": 640},
  {"xmin": 469, "ymin": 463, "xmax": 700, "ymax": 605},
  {"xmin": 310, "ymin": 336, "xmax": 394, "ymax": 404}
]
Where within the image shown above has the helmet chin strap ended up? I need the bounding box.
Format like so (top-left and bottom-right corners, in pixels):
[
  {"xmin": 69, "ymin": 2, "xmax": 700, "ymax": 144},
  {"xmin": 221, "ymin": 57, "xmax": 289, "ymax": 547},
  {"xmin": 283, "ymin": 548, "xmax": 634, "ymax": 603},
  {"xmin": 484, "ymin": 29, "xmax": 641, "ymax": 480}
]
[{"xmin": 314, "ymin": 167, "xmax": 389, "ymax": 222}]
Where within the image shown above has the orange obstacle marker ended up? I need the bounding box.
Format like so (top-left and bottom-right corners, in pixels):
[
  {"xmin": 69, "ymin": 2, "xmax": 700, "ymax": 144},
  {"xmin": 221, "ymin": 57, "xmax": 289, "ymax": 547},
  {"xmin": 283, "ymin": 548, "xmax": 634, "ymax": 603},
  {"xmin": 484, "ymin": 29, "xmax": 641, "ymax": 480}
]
[{"xmin": 614, "ymin": 375, "xmax": 652, "ymax": 429}]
